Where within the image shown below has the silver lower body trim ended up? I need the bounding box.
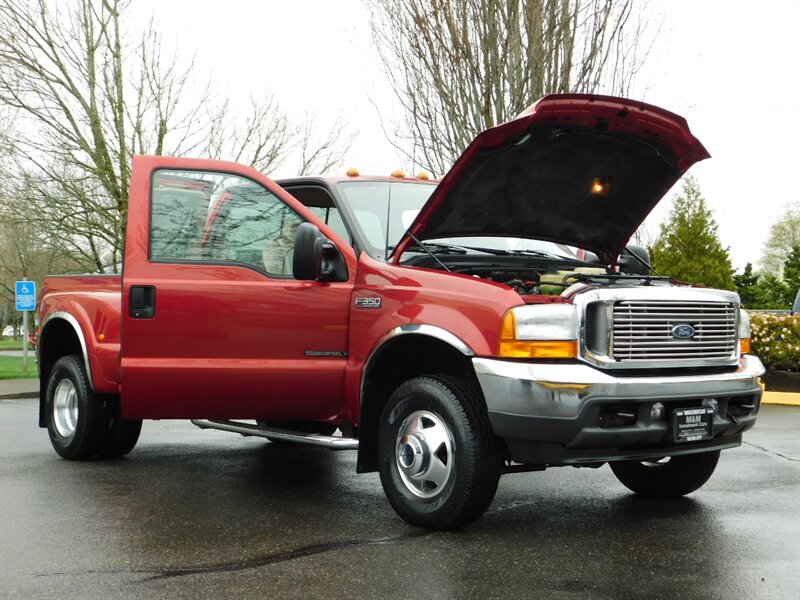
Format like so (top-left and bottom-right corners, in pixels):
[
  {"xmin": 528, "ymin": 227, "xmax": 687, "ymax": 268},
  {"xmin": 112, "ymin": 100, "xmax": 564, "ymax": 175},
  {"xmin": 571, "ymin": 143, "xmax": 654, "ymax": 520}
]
[{"xmin": 473, "ymin": 355, "xmax": 765, "ymax": 421}]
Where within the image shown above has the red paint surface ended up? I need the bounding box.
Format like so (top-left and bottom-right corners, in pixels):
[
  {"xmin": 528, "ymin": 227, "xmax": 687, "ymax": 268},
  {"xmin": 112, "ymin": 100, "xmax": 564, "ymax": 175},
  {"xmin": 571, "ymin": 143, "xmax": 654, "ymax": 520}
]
[
  {"xmin": 38, "ymin": 156, "xmax": 528, "ymax": 423},
  {"xmin": 41, "ymin": 93, "xmax": 709, "ymax": 412}
]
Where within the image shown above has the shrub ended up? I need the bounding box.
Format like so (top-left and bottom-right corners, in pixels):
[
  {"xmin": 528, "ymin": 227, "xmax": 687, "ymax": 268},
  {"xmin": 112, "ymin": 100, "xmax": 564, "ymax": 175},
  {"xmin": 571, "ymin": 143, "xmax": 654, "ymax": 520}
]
[{"xmin": 749, "ymin": 313, "xmax": 800, "ymax": 372}]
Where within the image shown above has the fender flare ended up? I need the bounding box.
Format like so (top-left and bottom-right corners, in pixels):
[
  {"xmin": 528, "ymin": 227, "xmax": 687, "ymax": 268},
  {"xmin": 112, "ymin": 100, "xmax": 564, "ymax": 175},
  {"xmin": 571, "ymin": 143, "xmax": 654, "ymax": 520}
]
[
  {"xmin": 365, "ymin": 321, "xmax": 473, "ymax": 362},
  {"xmin": 355, "ymin": 324, "xmax": 475, "ymax": 473},
  {"xmin": 360, "ymin": 323, "xmax": 474, "ymax": 404},
  {"xmin": 40, "ymin": 311, "xmax": 93, "ymax": 387}
]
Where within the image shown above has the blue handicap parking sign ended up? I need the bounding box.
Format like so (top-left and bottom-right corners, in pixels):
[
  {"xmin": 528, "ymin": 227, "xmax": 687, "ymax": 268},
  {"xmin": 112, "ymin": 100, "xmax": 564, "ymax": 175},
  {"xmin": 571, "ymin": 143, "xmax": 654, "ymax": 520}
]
[{"xmin": 15, "ymin": 281, "xmax": 36, "ymax": 311}]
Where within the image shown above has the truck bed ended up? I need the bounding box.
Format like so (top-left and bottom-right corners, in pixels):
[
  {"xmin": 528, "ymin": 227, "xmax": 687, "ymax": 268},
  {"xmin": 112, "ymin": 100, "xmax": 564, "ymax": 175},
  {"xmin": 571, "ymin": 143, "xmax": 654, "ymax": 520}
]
[{"xmin": 39, "ymin": 274, "xmax": 122, "ymax": 393}]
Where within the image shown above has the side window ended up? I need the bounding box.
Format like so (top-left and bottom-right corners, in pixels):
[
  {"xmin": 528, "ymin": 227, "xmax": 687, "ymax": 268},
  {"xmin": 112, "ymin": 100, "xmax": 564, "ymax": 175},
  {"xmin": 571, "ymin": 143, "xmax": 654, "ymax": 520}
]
[
  {"xmin": 307, "ymin": 206, "xmax": 350, "ymax": 243},
  {"xmin": 150, "ymin": 170, "xmax": 302, "ymax": 276},
  {"xmin": 326, "ymin": 208, "xmax": 349, "ymax": 242}
]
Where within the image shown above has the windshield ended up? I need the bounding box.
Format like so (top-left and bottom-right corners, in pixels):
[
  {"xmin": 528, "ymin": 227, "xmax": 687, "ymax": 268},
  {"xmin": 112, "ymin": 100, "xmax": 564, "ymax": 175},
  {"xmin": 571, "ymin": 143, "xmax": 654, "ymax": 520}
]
[
  {"xmin": 336, "ymin": 181, "xmax": 433, "ymax": 259},
  {"xmin": 336, "ymin": 180, "xmax": 578, "ymax": 261}
]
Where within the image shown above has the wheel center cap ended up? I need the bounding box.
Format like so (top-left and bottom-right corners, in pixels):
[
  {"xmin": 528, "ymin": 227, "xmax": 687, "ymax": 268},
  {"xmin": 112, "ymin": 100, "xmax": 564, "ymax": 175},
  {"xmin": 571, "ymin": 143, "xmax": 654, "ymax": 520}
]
[
  {"xmin": 397, "ymin": 434, "xmax": 427, "ymax": 475},
  {"xmin": 399, "ymin": 443, "xmax": 415, "ymax": 468}
]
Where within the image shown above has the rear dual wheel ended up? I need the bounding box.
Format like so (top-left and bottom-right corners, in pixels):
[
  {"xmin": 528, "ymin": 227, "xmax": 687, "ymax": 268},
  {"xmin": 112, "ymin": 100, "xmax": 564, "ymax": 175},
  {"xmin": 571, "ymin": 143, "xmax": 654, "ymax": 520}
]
[
  {"xmin": 98, "ymin": 397, "xmax": 142, "ymax": 458},
  {"xmin": 45, "ymin": 354, "xmax": 141, "ymax": 460}
]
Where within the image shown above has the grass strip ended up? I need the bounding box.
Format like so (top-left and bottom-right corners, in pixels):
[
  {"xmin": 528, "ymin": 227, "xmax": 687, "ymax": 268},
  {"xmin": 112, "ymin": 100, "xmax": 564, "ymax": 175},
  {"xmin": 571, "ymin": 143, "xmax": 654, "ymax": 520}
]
[{"xmin": 0, "ymin": 355, "xmax": 39, "ymax": 379}]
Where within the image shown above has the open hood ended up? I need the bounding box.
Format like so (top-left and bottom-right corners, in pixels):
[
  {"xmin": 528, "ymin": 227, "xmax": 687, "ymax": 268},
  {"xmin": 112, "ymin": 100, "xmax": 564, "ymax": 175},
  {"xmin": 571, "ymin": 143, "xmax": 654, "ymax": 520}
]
[{"xmin": 393, "ymin": 94, "xmax": 709, "ymax": 265}]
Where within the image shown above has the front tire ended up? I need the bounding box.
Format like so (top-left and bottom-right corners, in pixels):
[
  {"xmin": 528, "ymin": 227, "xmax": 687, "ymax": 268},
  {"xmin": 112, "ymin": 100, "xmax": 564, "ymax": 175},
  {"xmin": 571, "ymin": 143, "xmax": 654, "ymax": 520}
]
[
  {"xmin": 610, "ymin": 451, "xmax": 721, "ymax": 497},
  {"xmin": 377, "ymin": 375, "xmax": 501, "ymax": 530},
  {"xmin": 45, "ymin": 355, "xmax": 107, "ymax": 460}
]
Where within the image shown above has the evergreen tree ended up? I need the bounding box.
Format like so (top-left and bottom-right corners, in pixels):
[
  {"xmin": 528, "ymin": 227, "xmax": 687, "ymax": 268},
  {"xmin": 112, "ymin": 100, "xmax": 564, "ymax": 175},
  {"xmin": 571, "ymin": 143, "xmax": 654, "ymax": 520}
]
[
  {"xmin": 733, "ymin": 263, "xmax": 760, "ymax": 307},
  {"xmin": 783, "ymin": 244, "xmax": 800, "ymax": 297},
  {"xmin": 752, "ymin": 274, "xmax": 790, "ymax": 309},
  {"xmin": 650, "ymin": 177, "xmax": 736, "ymax": 290}
]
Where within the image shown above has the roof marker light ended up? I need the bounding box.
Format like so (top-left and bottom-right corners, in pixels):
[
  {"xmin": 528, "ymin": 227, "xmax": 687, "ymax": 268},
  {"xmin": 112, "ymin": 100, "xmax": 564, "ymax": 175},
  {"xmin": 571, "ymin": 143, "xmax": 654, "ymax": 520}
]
[
  {"xmin": 346, "ymin": 168, "xmax": 359, "ymax": 177},
  {"xmin": 417, "ymin": 171, "xmax": 430, "ymax": 180},
  {"xmin": 391, "ymin": 170, "xmax": 405, "ymax": 178}
]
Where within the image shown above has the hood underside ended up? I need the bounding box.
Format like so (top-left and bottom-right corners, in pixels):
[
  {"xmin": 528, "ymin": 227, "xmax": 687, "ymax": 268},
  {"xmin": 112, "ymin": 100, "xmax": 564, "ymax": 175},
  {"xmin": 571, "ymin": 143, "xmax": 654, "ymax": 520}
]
[{"xmin": 394, "ymin": 94, "xmax": 709, "ymax": 264}]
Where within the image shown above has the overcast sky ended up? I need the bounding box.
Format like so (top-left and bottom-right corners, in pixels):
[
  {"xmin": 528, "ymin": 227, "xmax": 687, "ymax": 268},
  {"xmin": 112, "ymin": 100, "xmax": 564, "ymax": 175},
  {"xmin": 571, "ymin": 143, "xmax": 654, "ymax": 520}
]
[{"xmin": 130, "ymin": 0, "xmax": 800, "ymax": 271}]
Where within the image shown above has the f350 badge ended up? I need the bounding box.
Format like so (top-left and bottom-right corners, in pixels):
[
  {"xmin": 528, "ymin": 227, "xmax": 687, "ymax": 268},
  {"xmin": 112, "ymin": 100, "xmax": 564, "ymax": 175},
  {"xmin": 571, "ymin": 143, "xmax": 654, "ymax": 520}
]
[{"xmin": 355, "ymin": 297, "xmax": 382, "ymax": 309}]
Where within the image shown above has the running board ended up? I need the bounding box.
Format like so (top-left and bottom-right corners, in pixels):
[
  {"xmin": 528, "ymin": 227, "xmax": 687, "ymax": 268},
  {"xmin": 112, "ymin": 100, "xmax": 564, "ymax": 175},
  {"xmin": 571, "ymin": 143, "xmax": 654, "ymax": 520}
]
[{"xmin": 191, "ymin": 419, "xmax": 358, "ymax": 450}]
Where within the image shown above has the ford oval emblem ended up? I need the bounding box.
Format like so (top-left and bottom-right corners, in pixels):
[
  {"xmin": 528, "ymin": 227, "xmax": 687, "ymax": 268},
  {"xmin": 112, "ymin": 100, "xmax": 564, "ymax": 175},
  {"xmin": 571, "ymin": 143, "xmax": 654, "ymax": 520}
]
[{"xmin": 671, "ymin": 324, "xmax": 696, "ymax": 339}]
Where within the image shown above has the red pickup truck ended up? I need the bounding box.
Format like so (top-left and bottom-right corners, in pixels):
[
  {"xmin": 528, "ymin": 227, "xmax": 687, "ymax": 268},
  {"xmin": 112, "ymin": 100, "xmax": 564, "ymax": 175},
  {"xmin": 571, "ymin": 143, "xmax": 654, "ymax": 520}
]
[{"xmin": 37, "ymin": 94, "xmax": 764, "ymax": 530}]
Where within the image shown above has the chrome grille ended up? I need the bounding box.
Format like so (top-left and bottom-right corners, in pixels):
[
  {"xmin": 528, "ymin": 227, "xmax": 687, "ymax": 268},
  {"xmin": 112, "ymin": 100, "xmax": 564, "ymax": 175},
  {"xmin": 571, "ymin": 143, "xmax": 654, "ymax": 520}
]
[{"xmin": 612, "ymin": 300, "xmax": 737, "ymax": 361}]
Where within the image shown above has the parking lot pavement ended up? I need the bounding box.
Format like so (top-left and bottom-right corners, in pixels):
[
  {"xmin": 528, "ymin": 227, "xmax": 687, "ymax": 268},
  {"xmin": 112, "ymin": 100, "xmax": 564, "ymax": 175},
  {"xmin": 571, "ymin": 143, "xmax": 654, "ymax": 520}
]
[{"xmin": 1, "ymin": 399, "xmax": 798, "ymax": 600}]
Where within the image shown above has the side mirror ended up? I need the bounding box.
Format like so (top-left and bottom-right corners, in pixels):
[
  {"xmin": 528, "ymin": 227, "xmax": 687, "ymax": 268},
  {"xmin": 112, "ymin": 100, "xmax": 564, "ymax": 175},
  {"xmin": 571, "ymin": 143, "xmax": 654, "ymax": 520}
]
[
  {"xmin": 293, "ymin": 222, "xmax": 348, "ymax": 282},
  {"xmin": 617, "ymin": 245, "xmax": 652, "ymax": 276}
]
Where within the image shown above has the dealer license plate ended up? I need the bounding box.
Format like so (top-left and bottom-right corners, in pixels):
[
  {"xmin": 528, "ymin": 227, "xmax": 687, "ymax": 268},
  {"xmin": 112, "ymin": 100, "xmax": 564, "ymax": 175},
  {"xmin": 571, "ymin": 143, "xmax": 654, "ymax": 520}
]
[{"xmin": 672, "ymin": 407, "xmax": 714, "ymax": 443}]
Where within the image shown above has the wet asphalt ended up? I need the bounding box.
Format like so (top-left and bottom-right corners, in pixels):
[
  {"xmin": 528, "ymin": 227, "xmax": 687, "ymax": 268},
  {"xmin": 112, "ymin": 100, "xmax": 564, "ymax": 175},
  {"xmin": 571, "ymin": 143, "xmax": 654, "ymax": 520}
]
[{"xmin": 1, "ymin": 399, "xmax": 798, "ymax": 600}]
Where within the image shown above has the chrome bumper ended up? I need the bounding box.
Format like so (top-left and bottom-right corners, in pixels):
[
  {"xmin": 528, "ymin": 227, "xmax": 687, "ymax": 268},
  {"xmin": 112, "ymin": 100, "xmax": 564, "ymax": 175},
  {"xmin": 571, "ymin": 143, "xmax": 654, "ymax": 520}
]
[{"xmin": 472, "ymin": 355, "xmax": 765, "ymax": 464}]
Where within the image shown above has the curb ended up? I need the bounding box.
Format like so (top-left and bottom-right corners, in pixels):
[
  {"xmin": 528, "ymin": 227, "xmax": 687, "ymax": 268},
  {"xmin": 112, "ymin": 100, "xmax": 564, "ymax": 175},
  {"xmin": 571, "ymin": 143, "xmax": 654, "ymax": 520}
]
[
  {"xmin": 0, "ymin": 392, "xmax": 38, "ymax": 400},
  {"xmin": 762, "ymin": 390, "xmax": 800, "ymax": 406}
]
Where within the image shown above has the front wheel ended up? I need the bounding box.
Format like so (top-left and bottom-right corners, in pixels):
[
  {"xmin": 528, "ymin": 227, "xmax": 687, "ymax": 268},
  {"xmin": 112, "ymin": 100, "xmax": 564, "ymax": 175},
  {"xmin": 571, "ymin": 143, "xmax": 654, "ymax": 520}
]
[
  {"xmin": 609, "ymin": 451, "xmax": 721, "ymax": 498},
  {"xmin": 45, "ymin": 355, "xmax": 107, "ymax": 460},
  {"xmin": 378, "ymin": 375, "xmax": 502, "ymax": 530}
]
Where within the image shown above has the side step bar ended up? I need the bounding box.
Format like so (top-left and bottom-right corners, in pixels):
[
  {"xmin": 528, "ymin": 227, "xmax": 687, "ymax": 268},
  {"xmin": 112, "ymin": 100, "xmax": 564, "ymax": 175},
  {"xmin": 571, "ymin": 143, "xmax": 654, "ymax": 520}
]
[{"xmin": 191, "ymin": 419, "xmax": 358, "ymax": 450}]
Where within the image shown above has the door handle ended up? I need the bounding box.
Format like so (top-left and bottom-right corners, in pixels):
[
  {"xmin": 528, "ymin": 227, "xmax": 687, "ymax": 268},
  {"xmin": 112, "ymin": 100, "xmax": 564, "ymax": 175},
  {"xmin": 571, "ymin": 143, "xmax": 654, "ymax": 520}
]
[{"xmin": 129, "ymin": 286, "xmax": 156, "ymax": 319}]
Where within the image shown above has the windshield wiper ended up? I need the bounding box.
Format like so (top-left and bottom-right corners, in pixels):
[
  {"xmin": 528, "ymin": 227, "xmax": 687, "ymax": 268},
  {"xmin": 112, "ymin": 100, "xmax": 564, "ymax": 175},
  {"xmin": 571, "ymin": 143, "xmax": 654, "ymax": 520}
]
[
  {"xmin": 454, "ymin": 245, "xmax": 511, "ymax": 255},
  {"xmin": 504, "ymin": 248, "xmax": 566, "ymax": 259},
  {"xmin": 389, "ymin": 234, "xmax": 455, "ymax": 271},
  {"xmin": 454, "ymin": 246, "xmax": 573, "ymax": 260},
  {"xmin": 388, "ymin": 242, "xmax": 468, "ymax": 255},
  {"xmin": 401, "ymin": 243, "xmax": 532, "ymax": 257}
]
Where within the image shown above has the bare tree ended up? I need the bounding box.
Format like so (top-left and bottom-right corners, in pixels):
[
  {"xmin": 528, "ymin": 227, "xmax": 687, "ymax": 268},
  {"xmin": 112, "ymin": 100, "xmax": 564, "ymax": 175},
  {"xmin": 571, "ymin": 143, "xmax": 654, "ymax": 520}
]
[
  {"xmin": 370, "ymin": 0, "xmax": 652, "ymax": 175},
  {"xmin": 0, "ymin": 0, "xmax": 353, "ymax": 273},
  {"xmin": 0, "ymin": 0, "xmax": 160, "ymax": 263},
  {"xmin": 0, "ymin": 190, "xmax": 91, "ymax": 332},
  {"xmin": 295, "ymin": 113, "xmax": 355, "ymax": 176},
  {"xmin": 631, "ymin": 222, "xmax": 656, "ymax": 250}
]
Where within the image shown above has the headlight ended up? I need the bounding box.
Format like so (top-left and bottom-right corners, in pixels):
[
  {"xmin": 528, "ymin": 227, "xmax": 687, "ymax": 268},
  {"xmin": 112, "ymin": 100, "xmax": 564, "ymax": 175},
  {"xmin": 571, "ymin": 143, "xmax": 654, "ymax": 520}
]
[
  {"xmin": 738, "ymin": 308, "xmax": 751, "ymax": 354},
  {"xmin": 498, "ymin": 304, "xmax": 579, "ymax": 358}
]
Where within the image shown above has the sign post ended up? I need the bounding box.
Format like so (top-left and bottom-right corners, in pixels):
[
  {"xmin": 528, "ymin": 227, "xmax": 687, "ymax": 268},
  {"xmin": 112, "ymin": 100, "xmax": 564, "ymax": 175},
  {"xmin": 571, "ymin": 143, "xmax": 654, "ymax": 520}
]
[{"xmin": 15, "ymin": 278, "xmax": 36, "ymax": 374}]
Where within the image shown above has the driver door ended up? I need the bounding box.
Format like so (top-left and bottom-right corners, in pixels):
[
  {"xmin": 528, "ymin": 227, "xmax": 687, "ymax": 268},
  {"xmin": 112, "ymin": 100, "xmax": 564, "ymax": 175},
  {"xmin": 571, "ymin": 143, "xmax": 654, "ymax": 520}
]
[{"xmin": 121, "ymin": 156, "xmax": 355, "ymax": 420}]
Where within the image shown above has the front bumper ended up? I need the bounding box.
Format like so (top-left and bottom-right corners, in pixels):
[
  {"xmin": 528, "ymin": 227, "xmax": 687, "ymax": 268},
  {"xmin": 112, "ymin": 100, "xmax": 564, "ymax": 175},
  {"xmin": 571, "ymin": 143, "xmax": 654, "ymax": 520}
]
[{"xmin": 473, "ymin": 355, "xmax": 765, "ymax": 466}]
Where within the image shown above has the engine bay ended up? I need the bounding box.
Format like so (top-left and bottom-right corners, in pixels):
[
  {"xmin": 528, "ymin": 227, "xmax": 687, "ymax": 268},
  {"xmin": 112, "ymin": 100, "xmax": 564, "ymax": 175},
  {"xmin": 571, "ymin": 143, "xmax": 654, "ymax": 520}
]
[{"xmin": 401, "ymin": 254, "xmax": 671, "ymax": 296}]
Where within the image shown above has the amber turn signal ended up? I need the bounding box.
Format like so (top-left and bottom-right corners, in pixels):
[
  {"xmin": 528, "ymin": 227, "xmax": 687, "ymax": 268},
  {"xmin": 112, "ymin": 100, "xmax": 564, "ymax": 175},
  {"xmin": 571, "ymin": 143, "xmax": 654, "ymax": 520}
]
[
  {"xmin": 498, "ymin": 340, "xmax": 578, "ymax": 359},
  {"xmin": 740, "ymin": 338, "xmax": 750, "ymax": 354}
]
